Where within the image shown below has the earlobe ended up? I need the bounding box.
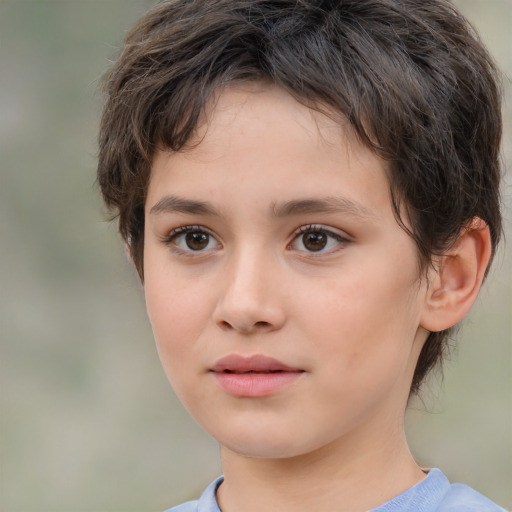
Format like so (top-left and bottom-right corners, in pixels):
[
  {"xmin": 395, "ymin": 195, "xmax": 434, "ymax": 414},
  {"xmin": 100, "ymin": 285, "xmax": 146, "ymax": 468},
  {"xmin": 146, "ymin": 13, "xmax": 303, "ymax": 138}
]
[
  {"xmin": 420, "ymin": 218, "xmax": 492, "ymax": 333},
  {"xmin": 124, "ymin": 242, "xmax": 143, "ymax": 282},
  {"xmin": 124, "ymin": 243, "xmax": 132, "ymax": 261}
]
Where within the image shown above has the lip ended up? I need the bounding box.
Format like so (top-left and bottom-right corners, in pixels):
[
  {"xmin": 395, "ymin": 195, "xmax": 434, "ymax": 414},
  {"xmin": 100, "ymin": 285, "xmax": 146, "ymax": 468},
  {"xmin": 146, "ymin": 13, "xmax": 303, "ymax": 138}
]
[{"xmin": 210, "ymin": 354, "xmax": 305, "ymax": 397}]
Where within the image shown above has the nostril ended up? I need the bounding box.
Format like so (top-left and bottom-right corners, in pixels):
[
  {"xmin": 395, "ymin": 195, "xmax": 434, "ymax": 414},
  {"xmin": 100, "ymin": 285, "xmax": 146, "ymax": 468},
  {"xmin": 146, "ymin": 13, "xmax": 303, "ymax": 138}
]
[
  {"xmin": 216, "ymin": 319, "xmax": 272, "ymax": 333},
  {"xmin": 218, "ymin": 320, "xmax": 233, "ymax": 330}
]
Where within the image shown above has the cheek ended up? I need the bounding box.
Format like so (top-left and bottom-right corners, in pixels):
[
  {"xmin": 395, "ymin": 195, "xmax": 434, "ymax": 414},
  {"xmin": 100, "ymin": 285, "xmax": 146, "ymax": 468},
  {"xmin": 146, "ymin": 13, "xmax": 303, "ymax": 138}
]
[
  {"xmin": 145, "ymin": 289, "xmax": 208, "ymax": 409},
  {"xmin": 297, "ymin": 265, "xmax": 422, "ymax": 374},
  {"xmin": 144, "ymin": 269, "xmax": 211, "ymax": 375}
]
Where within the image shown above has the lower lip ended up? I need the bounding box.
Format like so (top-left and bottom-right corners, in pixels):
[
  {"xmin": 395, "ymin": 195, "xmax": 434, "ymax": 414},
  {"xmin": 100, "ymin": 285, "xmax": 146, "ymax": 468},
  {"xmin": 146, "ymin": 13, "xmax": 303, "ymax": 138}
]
[{"xmin": 212, "ymin": 371, "xmax": 303, "ymax": 397}]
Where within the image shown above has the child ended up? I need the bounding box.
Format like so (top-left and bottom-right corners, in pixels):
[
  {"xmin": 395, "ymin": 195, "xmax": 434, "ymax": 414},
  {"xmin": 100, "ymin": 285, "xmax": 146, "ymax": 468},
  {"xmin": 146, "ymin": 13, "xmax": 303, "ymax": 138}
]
[{"xmin": 97, "ymin": 1, "xmax": 506, "ymax": 510}]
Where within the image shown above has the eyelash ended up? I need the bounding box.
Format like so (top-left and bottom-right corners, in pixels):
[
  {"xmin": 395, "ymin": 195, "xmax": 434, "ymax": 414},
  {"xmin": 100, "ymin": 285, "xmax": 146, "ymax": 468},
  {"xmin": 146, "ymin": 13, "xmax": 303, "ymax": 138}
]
[
  {"xmin": 163, "ymin": 225, "xmax": 206, "ymax": 241},
  {"xmin": 289, "ymin": 224, "xmax": 349, "ymax": 254},
  {"xmin": 161, "ymin": 224, "xmax": 349, "ymax": 255},
  {"xmin": 161, "ymin": 225, "xmax": 220, "ymax": 256}
]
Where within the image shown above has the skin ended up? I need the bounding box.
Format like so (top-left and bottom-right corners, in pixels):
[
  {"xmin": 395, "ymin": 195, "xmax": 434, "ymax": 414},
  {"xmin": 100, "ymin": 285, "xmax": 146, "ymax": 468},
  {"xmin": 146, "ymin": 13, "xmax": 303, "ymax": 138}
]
[{"xmin": 142, "ymin": 83, "xmax": 489, "ymax": 512}]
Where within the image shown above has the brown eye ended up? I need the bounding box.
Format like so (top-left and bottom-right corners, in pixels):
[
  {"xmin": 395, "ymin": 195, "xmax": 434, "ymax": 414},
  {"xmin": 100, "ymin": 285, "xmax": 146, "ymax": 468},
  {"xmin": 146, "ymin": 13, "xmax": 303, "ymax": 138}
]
[
  {"xmin": 302, "ymin": 232, "xmax": 327, "ymax": 252},
  {"xmin": 185, "ymin": 231, "xmax": 210, "ymax": 250},
  {"xmin": 167, "ymin": 226, "xmax": 220, "ymax": 253},
  {"xmin": 290, "ymin": 225, "xmax": 347, "ymax": 254}
]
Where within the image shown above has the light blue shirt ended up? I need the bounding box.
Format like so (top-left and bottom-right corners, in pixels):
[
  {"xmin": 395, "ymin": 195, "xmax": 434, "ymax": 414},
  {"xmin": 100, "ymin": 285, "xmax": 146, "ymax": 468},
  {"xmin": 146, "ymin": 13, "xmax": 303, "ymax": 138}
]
[{"xmin": 164, "ymin": 468, "xmax": 507, "ymax": 512}]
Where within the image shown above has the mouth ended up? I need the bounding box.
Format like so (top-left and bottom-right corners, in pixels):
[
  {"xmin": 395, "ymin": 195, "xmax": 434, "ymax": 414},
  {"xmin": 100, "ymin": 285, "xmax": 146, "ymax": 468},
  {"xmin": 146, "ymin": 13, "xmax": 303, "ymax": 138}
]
[
  {"xmin": 210, "ymin": 354, "xmax": 305, "ymax": 397},
  {"xmin": 221, "ymin": 369, "xmax": 290, "ymax": 374},
  {"xmin": 210, "ymin": 354, "xmax": 303, "ymax": 374}
]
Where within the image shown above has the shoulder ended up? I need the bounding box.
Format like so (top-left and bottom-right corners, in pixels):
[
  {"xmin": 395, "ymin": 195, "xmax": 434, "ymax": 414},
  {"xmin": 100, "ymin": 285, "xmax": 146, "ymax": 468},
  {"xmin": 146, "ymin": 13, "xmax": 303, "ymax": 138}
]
[
  {"xmin": 164, "ymin": 500, "xmax": 197, "ymax": 512},
  {"xmin": 438, "ymin": 482, "xmax": 508, "ymax": 512},
  {"xmin": 163, "ymin": 477, "xmax": 223, "ymax": 512},
  {"xmin": 372, "ymin": 468, "xmax": 507, "ymax": 512}
]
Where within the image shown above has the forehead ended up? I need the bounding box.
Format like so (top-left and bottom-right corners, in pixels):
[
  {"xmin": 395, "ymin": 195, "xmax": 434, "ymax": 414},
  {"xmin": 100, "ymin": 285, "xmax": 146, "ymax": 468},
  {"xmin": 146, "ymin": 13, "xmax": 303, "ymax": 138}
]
[
  {"xmin": 185, "ymin": 83, "xmax": 360, "ymax": 161},
  {"xmin": 148, "ymin": 83, "xmax": 393, "ymax": 215}
]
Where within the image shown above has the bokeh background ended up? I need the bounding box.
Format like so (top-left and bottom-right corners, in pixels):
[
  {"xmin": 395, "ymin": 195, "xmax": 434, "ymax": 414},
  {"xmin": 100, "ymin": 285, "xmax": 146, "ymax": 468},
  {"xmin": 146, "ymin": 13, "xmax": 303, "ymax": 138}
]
[{"xmin": 0, "ymin": 1, "xmax": 510, "ymax": 511}]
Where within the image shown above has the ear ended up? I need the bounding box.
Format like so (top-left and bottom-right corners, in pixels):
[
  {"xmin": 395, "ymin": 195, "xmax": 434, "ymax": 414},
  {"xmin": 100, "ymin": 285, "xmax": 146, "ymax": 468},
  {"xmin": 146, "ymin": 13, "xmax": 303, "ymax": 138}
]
[
  {"xmin": 420, "ymin": 218, "xmax": 492, "ymax": 333},
  {"xmin": 124, "ymin": 242, "xmax": 133, "ymax": 262},
  {"xmin": 124, "ymin": 242, "xmax": 138, "ymax": 273}
]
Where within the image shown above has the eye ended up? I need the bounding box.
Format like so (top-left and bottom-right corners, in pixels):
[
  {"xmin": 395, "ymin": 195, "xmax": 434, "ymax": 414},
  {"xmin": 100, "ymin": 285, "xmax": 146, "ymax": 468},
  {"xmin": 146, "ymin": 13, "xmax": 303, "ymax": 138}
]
[
  {"xmin": 290, "ymin": 225, "xmax": 348, "ymax": 253},
  {"xmin": 165, "ymin": 226, "xmax": 220, "ymax": 252}
]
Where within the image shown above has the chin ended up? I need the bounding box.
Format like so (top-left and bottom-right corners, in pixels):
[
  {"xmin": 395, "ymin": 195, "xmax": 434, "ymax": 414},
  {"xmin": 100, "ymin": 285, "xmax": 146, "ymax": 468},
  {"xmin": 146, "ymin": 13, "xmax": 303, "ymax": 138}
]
[
  {"xmin": 214, "ymin": 427, "xmax": 326, "ymax": 460},
  {"xmin": 223, "ymin": 440, "xmax": 305, "ymax": 460}
]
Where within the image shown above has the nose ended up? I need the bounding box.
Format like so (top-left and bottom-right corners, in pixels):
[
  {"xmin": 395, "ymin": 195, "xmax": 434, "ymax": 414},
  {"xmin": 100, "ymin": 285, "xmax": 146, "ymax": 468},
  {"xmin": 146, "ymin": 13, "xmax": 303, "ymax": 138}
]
[{"xmin": 212, "ymin": 249, "xmax": 286, "ymax": 335}]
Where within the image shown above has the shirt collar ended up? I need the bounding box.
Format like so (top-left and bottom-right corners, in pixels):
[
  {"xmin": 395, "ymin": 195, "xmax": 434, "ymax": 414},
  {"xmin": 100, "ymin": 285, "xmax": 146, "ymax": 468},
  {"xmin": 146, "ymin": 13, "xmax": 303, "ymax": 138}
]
[{"xmin": 195, "ymin": 469, "xmax": 450, "ymax": 512}]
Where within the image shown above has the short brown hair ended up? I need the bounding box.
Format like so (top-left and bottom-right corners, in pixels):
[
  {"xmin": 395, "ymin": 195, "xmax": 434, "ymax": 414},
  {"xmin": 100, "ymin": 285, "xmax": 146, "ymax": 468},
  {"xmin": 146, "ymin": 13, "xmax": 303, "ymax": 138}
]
[{"xmin": 97, "ymin": 0, "xmax": 502, "ymax": 394}]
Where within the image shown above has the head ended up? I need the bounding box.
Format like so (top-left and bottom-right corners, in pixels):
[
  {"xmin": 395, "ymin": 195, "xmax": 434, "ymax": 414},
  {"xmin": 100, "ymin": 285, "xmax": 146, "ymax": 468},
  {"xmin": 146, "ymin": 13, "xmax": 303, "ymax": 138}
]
[{"xmin": 98, "ymin": 0, "xmax": 502, "ymax": 397}]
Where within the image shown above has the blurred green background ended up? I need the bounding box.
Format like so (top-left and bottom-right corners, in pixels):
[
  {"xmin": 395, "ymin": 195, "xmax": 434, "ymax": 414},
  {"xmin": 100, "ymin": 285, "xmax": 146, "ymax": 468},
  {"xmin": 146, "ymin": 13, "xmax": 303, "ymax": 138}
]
[{"xmin": 0, "ymin": 1, "xmax": 510, "ymax": 511}]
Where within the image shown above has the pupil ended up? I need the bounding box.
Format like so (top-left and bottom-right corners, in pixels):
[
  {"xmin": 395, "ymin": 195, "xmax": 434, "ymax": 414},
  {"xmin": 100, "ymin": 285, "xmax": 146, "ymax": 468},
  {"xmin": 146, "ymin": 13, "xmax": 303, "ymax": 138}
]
[
  {"xmin": 185, "ymin": 231, "xmax": 209, "ymax": 250},
  {"xmin": 303, "ymin": 232, "xmax": 327, "ymax": 251}
]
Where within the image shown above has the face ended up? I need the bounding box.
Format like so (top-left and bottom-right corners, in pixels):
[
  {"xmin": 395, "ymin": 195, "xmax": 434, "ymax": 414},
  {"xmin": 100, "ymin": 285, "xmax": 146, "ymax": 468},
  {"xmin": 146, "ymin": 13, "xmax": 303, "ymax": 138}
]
[{"xmin": 144, "ymin": 84, "xmax": 430, "ymax": 460}]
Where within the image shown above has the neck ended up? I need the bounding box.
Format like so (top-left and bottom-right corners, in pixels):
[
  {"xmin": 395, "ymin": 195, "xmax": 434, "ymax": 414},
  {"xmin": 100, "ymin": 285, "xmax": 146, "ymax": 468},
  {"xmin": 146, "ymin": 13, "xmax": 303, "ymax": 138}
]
[{"xmin": 217, "ymin": 421, "xmax": 425, "ymax": 512}]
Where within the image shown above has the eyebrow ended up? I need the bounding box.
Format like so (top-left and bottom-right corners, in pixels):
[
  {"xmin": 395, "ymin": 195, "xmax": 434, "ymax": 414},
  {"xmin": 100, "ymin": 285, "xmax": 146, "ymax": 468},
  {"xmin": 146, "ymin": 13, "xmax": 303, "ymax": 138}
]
[
  {"xmin": 271, "ymin": 197, "xmax": 376, "ymax": 220},
  {"xmin": 149, "ymin": 194, "xmax": 375, "ymax": 220},
  {"xmin": 149, "ymin": 195, "xmax": 220, "ymax": 216}
]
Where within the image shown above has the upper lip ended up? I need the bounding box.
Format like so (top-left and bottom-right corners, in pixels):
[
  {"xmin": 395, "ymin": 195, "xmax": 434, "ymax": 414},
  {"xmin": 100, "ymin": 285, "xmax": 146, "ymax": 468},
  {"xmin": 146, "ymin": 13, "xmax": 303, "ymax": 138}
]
[{"xmin": 210, "ymin": 354, "xmax": 303, "ymax": 374}]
